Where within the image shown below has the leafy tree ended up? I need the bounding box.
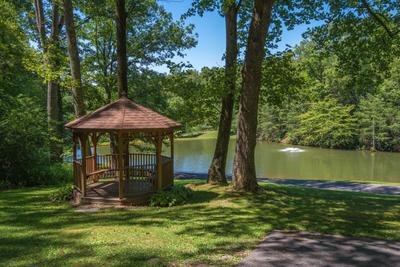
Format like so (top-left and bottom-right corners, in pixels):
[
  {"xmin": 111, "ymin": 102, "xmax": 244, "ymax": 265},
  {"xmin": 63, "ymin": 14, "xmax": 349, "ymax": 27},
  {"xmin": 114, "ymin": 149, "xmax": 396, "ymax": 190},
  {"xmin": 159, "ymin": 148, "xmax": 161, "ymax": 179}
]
[
  {"xmin": 0, "ymin": 0, "xmax": 41, "ymax": 98},
  {"xmin": 233, "ymin": 0, "xmax": 326, "ymax": 191},
  {"xmin": 357, "ymin": 58, "xmax": 400, "ymax": 151},
  {"xmin": 233, "ymin": 0, "xmax": 275, "ymax": 192},
  {"xmin": 79, "ymin": 0, "xmax": 196, "ymax": 105},
  {"xmin": 186, "ymin": 0, "xmax": 242, "ymax": 185},
  {"xmin": 164, "ymin": 68, "xmax": 222, "ymax": 131},
  {"xmin": 63, "ymin": 0, "xmax": 86, "ymax": 117},
  {"xmin": 260, "ymin": 51, "xmax": 304, "ymax": 106},
  {"xmin": 115, "ymin": 0, "xmax": 128, "ymax": 97},
  {"xmin": 32, "ymin": 0, "xmax": 65, "ymax": 162},
  {"xmin": 0, "ymin": 94, "xmax": 48, "ymax": 186},
  {"xmin": 289, "ymin": 98, "xmax": 357, "ymax": 149}
]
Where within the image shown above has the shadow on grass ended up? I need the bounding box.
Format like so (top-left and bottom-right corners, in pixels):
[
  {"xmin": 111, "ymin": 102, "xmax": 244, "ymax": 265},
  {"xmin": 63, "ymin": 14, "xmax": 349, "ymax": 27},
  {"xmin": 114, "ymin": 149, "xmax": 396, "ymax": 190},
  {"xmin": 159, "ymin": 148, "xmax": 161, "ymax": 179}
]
[{"xmin": 0, "ymin": 182, "xmax": 399, "ymax": 266}]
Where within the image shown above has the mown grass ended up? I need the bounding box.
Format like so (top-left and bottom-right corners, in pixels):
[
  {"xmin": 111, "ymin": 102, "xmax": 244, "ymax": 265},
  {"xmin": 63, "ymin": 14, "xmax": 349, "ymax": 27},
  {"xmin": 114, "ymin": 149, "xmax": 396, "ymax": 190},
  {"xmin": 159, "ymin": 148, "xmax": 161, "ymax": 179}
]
[
  {"xmin": 0, "ymin": 180, "xmax": 399, "ymax": 266},
  {"xmin": 177, "ymin": 130, "xmax": 236, "ymax": 141}
]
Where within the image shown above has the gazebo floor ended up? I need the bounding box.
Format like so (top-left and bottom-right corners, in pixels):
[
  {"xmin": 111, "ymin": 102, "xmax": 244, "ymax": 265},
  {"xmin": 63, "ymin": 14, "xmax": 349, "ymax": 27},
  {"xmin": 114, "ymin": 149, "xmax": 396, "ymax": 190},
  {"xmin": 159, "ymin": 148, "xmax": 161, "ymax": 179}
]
[{"xmin": 80, "ymin": 181, "xmax": 153, "ymax": 206}]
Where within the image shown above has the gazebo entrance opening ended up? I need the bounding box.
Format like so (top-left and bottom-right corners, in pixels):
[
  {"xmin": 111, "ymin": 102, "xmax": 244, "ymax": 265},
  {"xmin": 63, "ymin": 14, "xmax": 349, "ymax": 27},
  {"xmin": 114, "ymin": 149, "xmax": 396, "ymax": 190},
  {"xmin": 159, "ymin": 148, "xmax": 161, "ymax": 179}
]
[{"xmin": 66, "ymin": 96, "xmax": 180, "ymax": 205}]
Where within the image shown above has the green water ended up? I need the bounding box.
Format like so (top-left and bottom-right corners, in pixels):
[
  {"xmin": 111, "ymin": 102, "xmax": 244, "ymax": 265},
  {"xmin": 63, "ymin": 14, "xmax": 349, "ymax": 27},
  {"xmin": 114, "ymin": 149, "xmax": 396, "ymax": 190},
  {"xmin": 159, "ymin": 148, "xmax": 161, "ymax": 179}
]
[{"xmin": 174, "ymin": 139, "xmax": 400, "ymax": 183}]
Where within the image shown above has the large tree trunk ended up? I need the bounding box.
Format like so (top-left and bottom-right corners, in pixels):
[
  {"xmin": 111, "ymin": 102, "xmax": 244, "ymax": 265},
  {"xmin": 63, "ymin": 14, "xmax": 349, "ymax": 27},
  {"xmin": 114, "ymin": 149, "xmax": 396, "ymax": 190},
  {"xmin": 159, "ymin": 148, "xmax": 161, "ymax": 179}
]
[
  {"xmin": 47, "ymin": 80, "xmax": 63, "ymax": 162},
  {"xmin": 34, "ymin": 0, "xmax": 64, "ymax": 162},
  {"xmin": 207, "ymin": 3, "xmax": 238, "ymax": 185},
  {"xmin": 233, "ymin": 0, "xmax": 275, "ymax": 192},
  {"xmin": 63, "ymin": 0, "xmax": 86, "ymax": 117},
  {"xmin": 116, "ymin": 0, "xmax": 128, "ymax": 97}
]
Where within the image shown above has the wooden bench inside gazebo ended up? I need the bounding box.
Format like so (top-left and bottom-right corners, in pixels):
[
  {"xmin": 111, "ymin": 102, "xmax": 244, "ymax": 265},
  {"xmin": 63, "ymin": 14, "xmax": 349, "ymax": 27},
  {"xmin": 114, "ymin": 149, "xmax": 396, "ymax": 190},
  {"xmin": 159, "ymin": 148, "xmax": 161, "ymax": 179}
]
[{"xmin": 65, "ymin": 96, "xmax": 181, "ymax": 205}]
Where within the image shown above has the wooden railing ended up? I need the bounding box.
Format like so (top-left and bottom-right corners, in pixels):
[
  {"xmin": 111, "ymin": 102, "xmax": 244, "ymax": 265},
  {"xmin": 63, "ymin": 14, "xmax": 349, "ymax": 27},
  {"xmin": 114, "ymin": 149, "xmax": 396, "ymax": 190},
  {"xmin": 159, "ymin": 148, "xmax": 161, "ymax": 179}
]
[
  {"xmin": 79, "ymin": 153, "xmax": 174, "ymax": 197},
  {"xmin": 125, "ymin": 153, "xmax": 157, "ymax": 196}
]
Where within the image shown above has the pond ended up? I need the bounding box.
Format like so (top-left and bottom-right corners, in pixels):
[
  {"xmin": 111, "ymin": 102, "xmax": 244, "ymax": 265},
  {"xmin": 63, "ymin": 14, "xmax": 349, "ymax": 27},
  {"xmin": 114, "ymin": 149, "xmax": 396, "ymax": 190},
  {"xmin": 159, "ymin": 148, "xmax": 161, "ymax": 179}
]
[{"xmin": 174, "ymin": 138, "xmax": 400, "ymax": 183}]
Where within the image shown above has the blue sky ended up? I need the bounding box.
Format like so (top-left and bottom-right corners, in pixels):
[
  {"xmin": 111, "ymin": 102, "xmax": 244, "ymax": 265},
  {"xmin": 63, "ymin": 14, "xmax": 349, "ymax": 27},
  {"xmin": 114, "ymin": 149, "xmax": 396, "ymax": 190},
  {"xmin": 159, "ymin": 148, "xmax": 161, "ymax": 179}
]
[{"xmin": 157, "ymin": 0, "xmax": 322, "ymax": 72}]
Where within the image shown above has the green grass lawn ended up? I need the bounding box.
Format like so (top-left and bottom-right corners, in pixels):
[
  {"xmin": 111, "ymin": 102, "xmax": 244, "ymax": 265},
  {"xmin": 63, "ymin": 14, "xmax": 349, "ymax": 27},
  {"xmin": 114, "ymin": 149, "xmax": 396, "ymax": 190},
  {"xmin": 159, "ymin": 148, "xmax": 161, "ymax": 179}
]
[
  {"xmin": 177, "ymin": 130, "xmax": 236, "ymax": 141},
  {"xmin": 1, "ymin": 180, "xmax": 399, "ymax": 267}
]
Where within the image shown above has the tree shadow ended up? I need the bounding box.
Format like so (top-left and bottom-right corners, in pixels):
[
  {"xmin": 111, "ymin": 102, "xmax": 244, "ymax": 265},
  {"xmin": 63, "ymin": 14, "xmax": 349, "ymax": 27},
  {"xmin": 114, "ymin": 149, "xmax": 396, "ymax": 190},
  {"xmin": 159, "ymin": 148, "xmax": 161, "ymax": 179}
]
[{"xmin": 1, "ymin": 183, "xmax": 399, "ymax": 266}]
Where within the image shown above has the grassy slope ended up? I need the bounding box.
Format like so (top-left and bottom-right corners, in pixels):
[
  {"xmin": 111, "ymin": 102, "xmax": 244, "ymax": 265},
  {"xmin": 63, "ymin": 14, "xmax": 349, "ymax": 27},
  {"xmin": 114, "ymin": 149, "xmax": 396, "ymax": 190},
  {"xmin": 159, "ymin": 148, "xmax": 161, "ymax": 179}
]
[
  {"xmin": 177, "ymin": 130, "xmax": 236, "ymax": 141},
  {"xmin": 0, "ymin": 180, "xmax": 399, "ymax": 267}
]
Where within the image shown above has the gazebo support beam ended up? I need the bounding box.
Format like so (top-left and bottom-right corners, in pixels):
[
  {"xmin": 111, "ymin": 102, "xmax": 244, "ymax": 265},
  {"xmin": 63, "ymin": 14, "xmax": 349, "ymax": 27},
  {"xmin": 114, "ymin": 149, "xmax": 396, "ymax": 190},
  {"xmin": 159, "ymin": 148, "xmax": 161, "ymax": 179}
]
[
  {"xmin": 117, "ymin": 132, "xmax": 125, "ymax": 199},
  {"xmin": 91, "ymin": 133, "xmax": 98, "ymax": 182},
  {"xmin": 72, "ymin": 133, "xmax": 77, "ymax": 189},
  {"xmin": 124, "ymin": 134, "xmax": 130, "ymax": 187},
  {"xmin": 79, "ymin": 133, "xmax": 88, "ymax": 197},
  {"xmin": 169, "ymin": 133, "xmax": 174, "ymax": 176},
  {"xmin": 156, "ymin": 134, "xmax": 163, "ymax": 191}
]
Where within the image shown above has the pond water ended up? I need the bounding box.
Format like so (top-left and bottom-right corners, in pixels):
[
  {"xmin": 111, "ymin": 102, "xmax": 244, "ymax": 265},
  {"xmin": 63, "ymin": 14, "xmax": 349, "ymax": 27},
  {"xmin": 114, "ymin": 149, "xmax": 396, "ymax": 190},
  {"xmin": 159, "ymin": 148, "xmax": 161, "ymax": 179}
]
[{"xmin": 173, "ymin": 138, "xmax": 400, "ymax": 183}]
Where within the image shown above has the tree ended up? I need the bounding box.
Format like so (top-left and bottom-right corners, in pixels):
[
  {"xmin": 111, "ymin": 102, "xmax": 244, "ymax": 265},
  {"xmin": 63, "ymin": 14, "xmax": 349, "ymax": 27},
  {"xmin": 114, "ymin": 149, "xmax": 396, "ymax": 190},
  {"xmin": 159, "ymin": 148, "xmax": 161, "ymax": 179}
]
[
  {"xmin": 289, "ymin": 98, "xmax": 358, "ymax": 149},
  {"xmin": 33, "ymin": 0, "xmax": 64, "ymax": 162},
  {"xmin": 115, "ymin": 0, "xmax": 128, "ymax": 97},
  {"xmin": 207, "ymin": 0, "xmax": 241, "ymax": 185},
  {"xmin": 0, "ymin": 0, "xmax": 40, "ymax": 97},
  {"xmin": 233, "ymin": 0, "xmax": 275, "ymax": 191},
  {"xmin": 357, "ymin": 58, "xmax": 400, "ymax": 151},
  {"xmin": 63, "ymin": 0, "xmax": 86, "ymax": 117},
  {"xmin": 79, "ymin": 0, "xmax": 196, "ymax": 105}
]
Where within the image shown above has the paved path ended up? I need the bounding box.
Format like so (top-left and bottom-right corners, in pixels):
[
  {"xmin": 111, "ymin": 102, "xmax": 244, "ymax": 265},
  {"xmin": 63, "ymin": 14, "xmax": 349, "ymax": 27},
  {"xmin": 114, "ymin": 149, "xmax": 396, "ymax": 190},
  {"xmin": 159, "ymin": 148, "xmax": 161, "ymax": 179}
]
[
  {"xmin": 175, "ymin": 172, "xmax": 400, "ymax": 196},
  {"xmin": 237, "ymin": 231, "xmax": 400, "ymax": 267}
]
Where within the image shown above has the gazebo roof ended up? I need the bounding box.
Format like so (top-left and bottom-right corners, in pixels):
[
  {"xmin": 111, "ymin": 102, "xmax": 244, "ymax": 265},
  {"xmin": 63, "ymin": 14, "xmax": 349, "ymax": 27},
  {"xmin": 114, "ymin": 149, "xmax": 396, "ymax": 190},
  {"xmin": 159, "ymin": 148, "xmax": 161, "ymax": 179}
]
[{"xmin": 65, "ymin": 96, "xmax": 181, "ymax": 131}]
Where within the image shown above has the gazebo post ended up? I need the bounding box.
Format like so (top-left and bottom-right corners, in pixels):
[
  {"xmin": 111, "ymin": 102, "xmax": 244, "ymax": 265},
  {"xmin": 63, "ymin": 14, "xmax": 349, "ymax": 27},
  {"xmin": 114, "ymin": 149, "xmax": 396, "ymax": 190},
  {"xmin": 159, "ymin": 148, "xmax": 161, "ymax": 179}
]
[
  {"xmin": 117, "ymin": 132, "xmax": 125, "ymax": 199},
  {"xmin": 169, "ymin": 132, "xmax": 174, "ymax": 176},
  {"xmin": 79, "ymin": 133, "xmax": 88, "ymax": 197},
  {"xmin": 124, "ymin": 134, "xmax": 130, "ymax": 191},
  {"xmin": 72, "ymin": 132, "xmax": 77, "ymax": 189},
  {"xmin": 156, "ymin": 134, "xmax": 163, "ymax": 191},
  {"xmin": 72, "ymin": 133, "xmax": 77, "ymax": 161},
  {"xmin": 91, "ymin": 133, "xmax": 98, "ymax": 182}
]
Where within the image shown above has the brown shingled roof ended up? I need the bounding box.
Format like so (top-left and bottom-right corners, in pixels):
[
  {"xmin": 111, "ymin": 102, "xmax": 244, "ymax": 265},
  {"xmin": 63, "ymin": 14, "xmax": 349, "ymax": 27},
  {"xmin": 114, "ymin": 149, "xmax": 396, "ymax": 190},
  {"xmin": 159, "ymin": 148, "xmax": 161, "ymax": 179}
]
[{"xmin": 65, "ymin": 96, "xmax": 181, "ymax": 131}]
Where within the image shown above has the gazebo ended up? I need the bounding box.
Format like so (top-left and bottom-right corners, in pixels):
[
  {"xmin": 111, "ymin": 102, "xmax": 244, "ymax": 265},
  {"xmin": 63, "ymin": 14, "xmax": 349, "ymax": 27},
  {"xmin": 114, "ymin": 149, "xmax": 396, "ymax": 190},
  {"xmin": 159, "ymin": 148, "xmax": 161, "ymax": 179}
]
[{"xmin": 65, "ymin": 96, "xmax": 181, "ymax": 205}]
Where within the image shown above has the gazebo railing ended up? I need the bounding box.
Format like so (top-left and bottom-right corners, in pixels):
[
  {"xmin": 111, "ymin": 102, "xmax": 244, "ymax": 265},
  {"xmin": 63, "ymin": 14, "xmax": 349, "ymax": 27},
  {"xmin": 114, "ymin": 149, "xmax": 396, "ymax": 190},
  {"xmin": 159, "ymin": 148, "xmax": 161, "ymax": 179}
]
[
  {"xmin": 74, "ymin": 153, "xmax": 174, "ymax": 198},
  {"xmin": 125, "ymin": 153, "xmax": 157, "ymax": 196}
]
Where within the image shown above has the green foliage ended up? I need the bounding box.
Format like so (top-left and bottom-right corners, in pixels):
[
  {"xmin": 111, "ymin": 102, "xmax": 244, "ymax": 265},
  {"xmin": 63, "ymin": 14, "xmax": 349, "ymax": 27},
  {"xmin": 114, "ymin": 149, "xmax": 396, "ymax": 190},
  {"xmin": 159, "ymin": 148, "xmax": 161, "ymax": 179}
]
[
  {"xmin": 0, "ymin": 95, "xmax": 48, "ymax": 186},
  {"xmin": 0, "ymin": 0, "xmax": 42, "ymax": 98},
  {"xmin": 0, "ymin": 94, "xmax": 72, "ymax": 187},
  {"xmin": 79, "ymin": 0, "xmax": 197, "ymax": 106},
  {"xmin": 49, "ymin": 184, "xmax": 73, "ymax": 202},
  {"xmin": 261, "ymin": 51, "xmax": 304, "ymax": 106},
  {"xmin": 149, "ymin": 185, "xmax": 193, "ymax": 207},
  {"xmin": 258, "ymin": 105, "xmax": 288, "ymax": 142},
  {"xmin": 357, "ymin": 58, "xmax": 400, "ymax": 151},
  {"xmin": 289, "ymin": 98, "xmax": 358, "ymax": 149},
  {"xmin": 164, "ymin": 68, "xmax": 223, "ymax": 131}
]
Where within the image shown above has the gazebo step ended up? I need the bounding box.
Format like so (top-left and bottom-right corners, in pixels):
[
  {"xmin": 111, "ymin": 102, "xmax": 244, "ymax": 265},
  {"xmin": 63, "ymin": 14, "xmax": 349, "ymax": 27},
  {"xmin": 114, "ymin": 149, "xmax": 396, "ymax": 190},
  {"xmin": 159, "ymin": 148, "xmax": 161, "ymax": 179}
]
[
  {"xmin": 81, "ymin": 196, "xmax": 121, "ymax": 205},
  {"xmin": 80, "ymin": 193, "xmax": 153, "ymax": 206}
]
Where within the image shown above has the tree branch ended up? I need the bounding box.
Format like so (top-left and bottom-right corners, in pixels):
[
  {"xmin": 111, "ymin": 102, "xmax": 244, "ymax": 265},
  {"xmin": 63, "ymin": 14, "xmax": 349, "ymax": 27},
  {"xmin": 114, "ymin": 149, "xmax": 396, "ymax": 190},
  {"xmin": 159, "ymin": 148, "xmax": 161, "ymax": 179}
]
[
  {"xmin": 360, "ymin": 0, "xmax": 396, "ymax": 38},
  {"xmin": 236, "ymin": 0, "xmax": 243, "ymax": 11},
  {"xmin": 33, "ymin": 0, "xmax": 48, "ymax": 51}
]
